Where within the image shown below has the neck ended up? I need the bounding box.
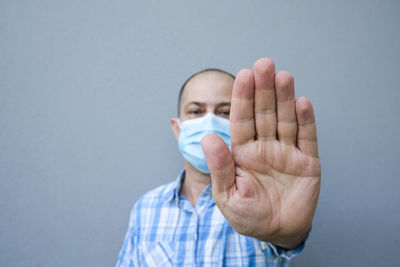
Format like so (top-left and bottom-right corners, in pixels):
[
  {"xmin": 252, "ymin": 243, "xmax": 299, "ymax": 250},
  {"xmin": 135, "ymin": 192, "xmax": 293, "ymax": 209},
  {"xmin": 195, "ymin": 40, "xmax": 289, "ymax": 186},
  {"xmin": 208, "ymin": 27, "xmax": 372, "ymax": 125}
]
[{"xmin": 180, "ymin": 162, "xmax": 211, "ymax": 207}]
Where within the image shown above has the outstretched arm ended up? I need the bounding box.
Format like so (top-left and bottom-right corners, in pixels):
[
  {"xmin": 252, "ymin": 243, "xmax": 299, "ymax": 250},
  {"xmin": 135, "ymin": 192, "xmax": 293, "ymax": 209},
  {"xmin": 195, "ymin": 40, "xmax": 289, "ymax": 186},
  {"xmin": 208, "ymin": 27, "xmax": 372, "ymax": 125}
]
[{"xmin": 201, "ymin": 58, "xmax": 321, "ymax": 248}]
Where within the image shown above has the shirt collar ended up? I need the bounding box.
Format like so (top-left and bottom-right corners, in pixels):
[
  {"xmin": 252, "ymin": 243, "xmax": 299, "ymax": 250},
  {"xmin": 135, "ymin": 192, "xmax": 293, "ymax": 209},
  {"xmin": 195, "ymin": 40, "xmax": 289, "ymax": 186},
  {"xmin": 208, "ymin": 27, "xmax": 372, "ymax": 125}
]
[
  {"xmin": 162, "ymin": 169, "xmax": 185, "ymax": 202},
  {"xmin": 161, "ymin": 169, "xmax": 213, "ymax": 206}
]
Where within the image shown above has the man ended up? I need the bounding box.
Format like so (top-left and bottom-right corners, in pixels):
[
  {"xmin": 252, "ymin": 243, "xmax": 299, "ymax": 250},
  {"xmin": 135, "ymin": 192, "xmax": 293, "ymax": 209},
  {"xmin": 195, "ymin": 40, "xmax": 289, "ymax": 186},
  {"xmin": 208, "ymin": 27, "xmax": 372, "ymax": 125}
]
[{"xmin": 117, "ymin": 58, "xmax": 321, "ymax": 266}]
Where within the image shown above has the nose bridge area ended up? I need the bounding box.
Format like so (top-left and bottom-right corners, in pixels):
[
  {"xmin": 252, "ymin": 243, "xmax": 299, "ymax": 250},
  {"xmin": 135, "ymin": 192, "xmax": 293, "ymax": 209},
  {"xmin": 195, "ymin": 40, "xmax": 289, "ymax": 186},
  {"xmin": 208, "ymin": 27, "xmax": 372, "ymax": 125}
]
[
  {"xmin": 203, "ymin": 113, "xmax": 216, "ymax": 131},
  {"xmin": 205, "ymin": 103, "xmax": 217, "ymax": 115},
  {"xmin": 203, "ymin": 112, "xmax": 220, "ymax": 132}
]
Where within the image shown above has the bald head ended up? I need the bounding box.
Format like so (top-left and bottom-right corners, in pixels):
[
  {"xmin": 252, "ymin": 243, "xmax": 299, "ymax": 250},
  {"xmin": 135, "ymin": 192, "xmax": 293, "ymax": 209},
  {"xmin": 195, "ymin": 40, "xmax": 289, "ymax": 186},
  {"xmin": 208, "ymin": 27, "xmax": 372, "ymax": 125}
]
[{"xmin": 177, "ymin": 69, "xmax": 235, "ymax": 116}]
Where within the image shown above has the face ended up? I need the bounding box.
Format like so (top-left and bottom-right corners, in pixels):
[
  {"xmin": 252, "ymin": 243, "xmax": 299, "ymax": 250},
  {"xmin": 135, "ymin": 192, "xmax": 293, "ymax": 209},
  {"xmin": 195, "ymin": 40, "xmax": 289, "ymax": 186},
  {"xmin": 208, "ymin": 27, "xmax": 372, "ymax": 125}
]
[{"xmin": 171, "ymin": 71, "xmax": 234, "ymax": 139}]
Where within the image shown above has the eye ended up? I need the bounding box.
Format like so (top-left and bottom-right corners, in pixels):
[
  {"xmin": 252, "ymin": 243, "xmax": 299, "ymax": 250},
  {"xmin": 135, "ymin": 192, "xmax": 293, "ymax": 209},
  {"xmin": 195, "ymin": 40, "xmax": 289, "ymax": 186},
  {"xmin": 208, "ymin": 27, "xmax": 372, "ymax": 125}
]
[
  {"xmin": 186, "ymin": 108, "xmax": 205, "ymax": 118},
  {"xmin": 217, "ymin": 109, "xmax": 230, "ymax": 118},
  {"xmin": 188, "ymin": 110, "xmax": 203, "ymax": 115}
]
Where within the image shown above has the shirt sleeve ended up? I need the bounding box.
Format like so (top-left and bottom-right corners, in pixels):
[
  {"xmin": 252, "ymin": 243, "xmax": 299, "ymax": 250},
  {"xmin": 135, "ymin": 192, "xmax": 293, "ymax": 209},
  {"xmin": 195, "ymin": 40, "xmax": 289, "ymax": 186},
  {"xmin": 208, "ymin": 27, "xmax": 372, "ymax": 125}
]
[
  {"xmin": 116, "ymin": 204, "xmax": 140, "ymax": 267},
  {"xmin": 260, "ymin": 241, "xmax": 305, "ymax": 261}
]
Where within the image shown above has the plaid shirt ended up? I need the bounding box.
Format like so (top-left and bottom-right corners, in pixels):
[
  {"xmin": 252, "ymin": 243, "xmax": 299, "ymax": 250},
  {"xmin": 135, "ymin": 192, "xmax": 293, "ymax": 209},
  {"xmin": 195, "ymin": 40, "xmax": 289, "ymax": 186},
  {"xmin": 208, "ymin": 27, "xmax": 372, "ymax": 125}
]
[{"xmin": 116, "ymin": 170, "xmax": 304, "ymax": 267}]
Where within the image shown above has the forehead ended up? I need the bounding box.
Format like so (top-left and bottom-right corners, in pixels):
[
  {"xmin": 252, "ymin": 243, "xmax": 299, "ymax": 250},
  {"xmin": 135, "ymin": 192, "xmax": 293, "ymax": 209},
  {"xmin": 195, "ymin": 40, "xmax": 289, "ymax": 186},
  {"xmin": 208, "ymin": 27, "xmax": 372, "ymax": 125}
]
[{"xmin": 182, "ymin": 71, "xmax": 234, "ymax": 104}]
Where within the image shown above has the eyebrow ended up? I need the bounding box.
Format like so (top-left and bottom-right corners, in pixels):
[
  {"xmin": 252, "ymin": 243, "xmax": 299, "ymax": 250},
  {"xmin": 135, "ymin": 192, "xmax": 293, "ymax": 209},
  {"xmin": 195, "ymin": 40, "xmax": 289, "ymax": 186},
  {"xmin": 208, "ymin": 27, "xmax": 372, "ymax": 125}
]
[
  {"xmin": 185, "ymin": 101, "xmax": 205, "ymax": 108},
  {"xmin": 216, "ymin": 102, "xmax": 231, "ymax": 108}
]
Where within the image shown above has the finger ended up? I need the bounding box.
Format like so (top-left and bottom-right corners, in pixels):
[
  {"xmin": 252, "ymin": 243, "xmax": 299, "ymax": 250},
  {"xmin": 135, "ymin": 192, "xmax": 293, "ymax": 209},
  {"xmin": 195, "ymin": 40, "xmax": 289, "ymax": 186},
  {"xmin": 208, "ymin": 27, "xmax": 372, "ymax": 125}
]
[
  {"xmin": 253, "ymin": 58, "xmax": 277, "ymax": 141},
  {"xmin": 296, "ymin": 97, "xmax": 319, "ymax": 158},
  {"xmin": 275, "ymin": 71, "xmax": 297, "ymax": 146},
  {"xmin": 230, "ymin": 69, "xmax": 255, "ymax": 146},
  {"xmin": 201, "ymin": 134, "xmax": 235, "ymax": 197}
]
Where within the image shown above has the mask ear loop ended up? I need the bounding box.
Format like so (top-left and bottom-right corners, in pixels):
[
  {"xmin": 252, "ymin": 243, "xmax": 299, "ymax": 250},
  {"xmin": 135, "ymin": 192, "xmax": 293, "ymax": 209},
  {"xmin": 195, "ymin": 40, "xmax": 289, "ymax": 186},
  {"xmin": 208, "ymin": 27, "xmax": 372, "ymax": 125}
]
[{"xmin": 177, "ymin": 119, "xmax": 182, "ymax": 129}]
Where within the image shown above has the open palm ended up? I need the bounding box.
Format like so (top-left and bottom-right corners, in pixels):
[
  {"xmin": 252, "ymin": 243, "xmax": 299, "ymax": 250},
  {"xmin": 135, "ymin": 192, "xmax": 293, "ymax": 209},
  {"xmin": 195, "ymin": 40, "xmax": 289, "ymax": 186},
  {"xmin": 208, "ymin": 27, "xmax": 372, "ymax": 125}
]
[{"xmin": 201, "ymin": 58, "xmax": 321, "ymax": 247}]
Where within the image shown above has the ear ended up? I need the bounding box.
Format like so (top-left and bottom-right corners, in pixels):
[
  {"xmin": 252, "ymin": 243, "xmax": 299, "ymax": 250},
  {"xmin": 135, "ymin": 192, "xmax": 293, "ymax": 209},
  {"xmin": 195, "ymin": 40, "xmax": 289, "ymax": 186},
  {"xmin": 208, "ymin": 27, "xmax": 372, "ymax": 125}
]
[{"xmin": 170, "ymin": 117, "xmax": 180, "ymax": 140}]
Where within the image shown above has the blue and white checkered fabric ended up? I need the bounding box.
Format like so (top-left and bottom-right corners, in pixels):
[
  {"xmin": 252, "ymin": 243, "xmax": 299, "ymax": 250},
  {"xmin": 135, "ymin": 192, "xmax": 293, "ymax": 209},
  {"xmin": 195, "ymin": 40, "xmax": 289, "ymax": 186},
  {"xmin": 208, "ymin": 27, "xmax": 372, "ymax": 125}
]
[{"xmin": 116, "ymin": 170, "xmax": 304, "ymax": 267}]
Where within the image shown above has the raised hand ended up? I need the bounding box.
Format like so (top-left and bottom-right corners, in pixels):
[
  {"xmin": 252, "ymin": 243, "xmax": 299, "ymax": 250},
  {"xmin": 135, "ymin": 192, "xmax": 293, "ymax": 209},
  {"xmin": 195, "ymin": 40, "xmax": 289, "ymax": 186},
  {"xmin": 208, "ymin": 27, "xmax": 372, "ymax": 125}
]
[{"xmin": 201, "ymin": 58, "xmax": 321, "ymax": 248}]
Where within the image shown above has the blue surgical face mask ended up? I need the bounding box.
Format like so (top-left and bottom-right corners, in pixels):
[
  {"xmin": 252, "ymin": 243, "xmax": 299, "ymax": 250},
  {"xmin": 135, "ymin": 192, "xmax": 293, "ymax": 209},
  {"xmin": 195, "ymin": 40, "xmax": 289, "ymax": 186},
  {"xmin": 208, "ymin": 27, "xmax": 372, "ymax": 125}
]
[{"xmin": 178, "ymin": 113, "xmax": 231, "ymax": 174}]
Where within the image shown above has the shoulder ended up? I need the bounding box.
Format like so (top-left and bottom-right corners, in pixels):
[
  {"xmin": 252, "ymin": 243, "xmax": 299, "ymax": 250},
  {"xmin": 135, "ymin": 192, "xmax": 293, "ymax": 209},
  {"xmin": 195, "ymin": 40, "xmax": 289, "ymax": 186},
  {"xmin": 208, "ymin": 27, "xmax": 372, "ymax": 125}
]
[
  {"xmin": 129, "ymin": 180, "xmax": 176, "ymax": 218},
  {"xmin": 126, "ymin": 180, "xmax": 178, "ymax": 234},
  {"xmin": 138, "ymin": 180, "xmax": 176, "ymax": 205}
]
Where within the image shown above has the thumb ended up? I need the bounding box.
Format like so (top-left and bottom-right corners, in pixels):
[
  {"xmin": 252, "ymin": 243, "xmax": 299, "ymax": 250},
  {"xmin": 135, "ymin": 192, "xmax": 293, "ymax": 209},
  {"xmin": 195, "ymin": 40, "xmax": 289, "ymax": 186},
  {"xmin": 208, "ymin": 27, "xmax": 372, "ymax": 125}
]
[{"xmin": 201, "ymin": 134, "xmax": 236, "ymax": 196}]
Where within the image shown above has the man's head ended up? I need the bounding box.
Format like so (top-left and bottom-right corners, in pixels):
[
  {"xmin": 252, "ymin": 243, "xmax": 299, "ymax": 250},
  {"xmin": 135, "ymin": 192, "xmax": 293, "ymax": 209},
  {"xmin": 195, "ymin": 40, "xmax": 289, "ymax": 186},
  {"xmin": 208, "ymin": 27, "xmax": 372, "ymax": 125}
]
[
  {"xmin": 178, "ymin": 69, "xmax": 235, "ymax": 117},
  {"xmin": 177, "ymin": 69, "xmax": 235, "ymax": 118},
  {"xmin": 171, "ymin": 68, "xmax": 235, "ymax": 174},
  {"xmin": 171, "ymin": 69, "xmax": 235, "ymax": 139}
]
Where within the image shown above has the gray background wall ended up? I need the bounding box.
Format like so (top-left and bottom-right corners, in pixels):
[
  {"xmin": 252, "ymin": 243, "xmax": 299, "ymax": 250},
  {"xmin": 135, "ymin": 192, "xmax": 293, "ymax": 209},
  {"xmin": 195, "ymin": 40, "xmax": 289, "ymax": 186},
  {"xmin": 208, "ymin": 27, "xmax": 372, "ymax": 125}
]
[{"xmin": 1, "ymin": 0, "xmax": 399, "ymax": 266}]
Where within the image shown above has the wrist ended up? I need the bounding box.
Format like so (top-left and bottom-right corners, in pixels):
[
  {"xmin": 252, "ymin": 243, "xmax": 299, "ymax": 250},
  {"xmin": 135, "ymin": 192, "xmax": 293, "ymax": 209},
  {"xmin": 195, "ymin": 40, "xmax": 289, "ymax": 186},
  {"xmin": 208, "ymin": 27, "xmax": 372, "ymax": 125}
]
[{"xmin": 259, "ymin": 227, "xmax": 311, "ymax": 250}]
